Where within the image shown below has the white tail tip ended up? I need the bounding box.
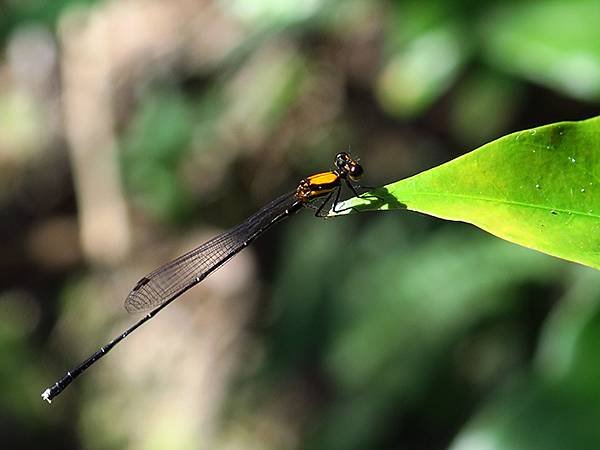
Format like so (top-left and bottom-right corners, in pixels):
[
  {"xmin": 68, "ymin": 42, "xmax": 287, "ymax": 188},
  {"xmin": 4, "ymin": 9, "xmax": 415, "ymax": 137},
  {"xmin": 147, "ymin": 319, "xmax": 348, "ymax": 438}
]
[{"xmin": 41, "ymin": 388, "xmax": 52, "ymax": 404}]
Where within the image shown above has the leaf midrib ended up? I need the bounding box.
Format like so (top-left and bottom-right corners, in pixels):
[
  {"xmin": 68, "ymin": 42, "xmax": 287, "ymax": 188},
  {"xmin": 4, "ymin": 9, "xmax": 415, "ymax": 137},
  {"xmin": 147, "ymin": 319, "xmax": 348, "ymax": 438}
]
[{"xmin": 394, "ymin": 191, "xmax": 600, "ymax": 219}]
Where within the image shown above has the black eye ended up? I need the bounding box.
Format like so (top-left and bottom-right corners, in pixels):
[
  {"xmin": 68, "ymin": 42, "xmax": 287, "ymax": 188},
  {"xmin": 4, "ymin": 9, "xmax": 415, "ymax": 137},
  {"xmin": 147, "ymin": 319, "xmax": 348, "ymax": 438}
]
[
  {"xmin": 350, "ymin": 164, "xmax": 363, "ymax": 179},
  {"xmin": 335, "ymin": 153, "xmax": 346, "ymax": 168}
]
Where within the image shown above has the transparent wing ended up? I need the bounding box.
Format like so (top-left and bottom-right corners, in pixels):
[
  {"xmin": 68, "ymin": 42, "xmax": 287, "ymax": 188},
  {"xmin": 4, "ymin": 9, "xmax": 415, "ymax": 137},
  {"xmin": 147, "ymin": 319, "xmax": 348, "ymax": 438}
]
[{"xmin": 124, "ymin": 191, "xmax": 298, "ymax": 313}]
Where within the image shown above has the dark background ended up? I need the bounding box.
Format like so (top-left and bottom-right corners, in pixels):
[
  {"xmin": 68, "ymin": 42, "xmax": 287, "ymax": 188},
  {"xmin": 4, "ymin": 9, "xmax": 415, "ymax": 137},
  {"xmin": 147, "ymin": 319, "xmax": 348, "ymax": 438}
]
[{"xmin": 1, "ymin": 1, "xmax": 600, "ymax": 449}]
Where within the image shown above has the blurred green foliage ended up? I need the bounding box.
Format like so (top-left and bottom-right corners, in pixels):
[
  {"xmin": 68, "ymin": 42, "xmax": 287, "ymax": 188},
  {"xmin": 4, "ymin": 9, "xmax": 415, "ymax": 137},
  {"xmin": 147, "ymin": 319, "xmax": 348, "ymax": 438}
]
[
  {"xmin": 483, "ymin": 0, "xmax": 600, "ymax": 101},
  {"xmin": 0, "ymin": 0, "xmax": 98, "ymax": 41},
  {"xmin": 269, "ymin": 215, "xmax": 567, "ymax": 450},
  {"xmin": 121, "ymin": 88, "xmax": 196, "ymax": 221}
]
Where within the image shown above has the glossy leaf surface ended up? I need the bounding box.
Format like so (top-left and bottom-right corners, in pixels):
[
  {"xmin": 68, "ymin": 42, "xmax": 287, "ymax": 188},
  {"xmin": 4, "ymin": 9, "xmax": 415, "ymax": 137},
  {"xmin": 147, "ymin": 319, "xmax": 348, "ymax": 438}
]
[{"xmin": 333, "ymin": 116, "xmax": 600, "ymax": 270}]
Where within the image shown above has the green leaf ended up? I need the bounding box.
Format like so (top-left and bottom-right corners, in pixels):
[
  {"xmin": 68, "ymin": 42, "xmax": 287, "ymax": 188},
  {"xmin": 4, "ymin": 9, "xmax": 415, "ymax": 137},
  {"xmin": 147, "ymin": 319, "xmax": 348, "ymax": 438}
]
[{"xmin": 332, "ymin": 116, "xmax": 600, "ymax": 270}]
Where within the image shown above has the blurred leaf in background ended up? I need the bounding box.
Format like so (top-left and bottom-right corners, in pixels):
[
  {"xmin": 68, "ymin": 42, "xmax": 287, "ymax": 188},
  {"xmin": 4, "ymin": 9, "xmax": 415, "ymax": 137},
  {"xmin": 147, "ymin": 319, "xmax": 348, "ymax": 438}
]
[
  {"xmin": 377, "ymin": 1, "xmax": 471, "ymax": 117},
  {"xmin": 265, "ymin": 214, "xmax": 567, "ymax": 450},
  {"xmin": 0, "ymin": 0, "xmax": 99, "ymax": 41},
  {"xmin": 121, "ymin": 87, "xmax": 195, "ymax": 222},
  {"xmin": 452, "ymin": 268, "xmax": 600, "ymax": 450},
  {"xmin": 482, "ymin": 0, "xmax": 600, "ymax": 102}
]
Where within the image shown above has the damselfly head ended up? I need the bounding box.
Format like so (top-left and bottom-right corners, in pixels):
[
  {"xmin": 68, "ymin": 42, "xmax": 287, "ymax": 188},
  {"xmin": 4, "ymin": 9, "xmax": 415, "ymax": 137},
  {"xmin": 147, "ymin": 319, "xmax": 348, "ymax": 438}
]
[{"xmin": 335, "ymin": 151, "xmax": 363, "ymax": 181}]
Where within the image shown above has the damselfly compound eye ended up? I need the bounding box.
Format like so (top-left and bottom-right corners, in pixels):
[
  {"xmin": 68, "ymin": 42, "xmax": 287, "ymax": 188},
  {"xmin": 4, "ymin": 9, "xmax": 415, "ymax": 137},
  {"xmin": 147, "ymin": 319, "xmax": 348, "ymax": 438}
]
[{"xmin": 349, "ymin": 164, "xmax": 363, "ymax": 180}]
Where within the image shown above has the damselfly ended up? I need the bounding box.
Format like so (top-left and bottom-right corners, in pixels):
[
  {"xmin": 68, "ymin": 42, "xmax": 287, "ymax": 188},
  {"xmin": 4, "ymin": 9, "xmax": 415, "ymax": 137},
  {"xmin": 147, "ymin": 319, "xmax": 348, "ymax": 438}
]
[{"xmin": 41, "ymin": 152, "xmax": 364, "ymax": 403}]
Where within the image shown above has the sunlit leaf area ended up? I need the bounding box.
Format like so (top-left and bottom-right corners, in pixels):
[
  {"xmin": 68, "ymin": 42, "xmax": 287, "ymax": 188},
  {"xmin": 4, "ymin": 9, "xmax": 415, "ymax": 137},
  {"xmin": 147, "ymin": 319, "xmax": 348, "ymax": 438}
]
[{"xmin": 2, "ymin": 1, "xmax": 600, "ymax": 449}]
